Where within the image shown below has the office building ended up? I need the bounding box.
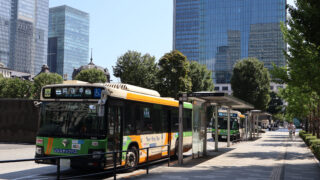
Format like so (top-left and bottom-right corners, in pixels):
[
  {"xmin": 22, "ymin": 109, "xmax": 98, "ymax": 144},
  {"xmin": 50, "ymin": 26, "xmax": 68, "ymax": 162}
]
[
  {"xmin": 0, "ymin": 0, "xmax": 11, "ymax": 68},
  {"xmin": 0, "ymin": 0, "xmax": 49, "ymax": 75},
  {"xmin": 174, "ymin": 0, "xmax": 286, "ymax": 83},
  {"xmin": 48, "ymin": 5, "xmax": 89, "ymax": 80}
]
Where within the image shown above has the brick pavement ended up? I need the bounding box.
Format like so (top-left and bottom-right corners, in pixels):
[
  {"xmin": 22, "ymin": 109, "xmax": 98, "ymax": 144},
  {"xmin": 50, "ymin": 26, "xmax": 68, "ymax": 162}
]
[{"xmin": 115, "ymin": 130, "xmax": 320, "ymax": 180}]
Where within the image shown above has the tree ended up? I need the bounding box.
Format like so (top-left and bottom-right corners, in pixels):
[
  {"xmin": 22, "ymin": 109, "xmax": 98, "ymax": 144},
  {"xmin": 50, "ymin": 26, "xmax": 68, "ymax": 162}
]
[
  {"xmin": 267, "ymin": 92, "xmax": 284, "ymax": 115},
  {"xmin": 75, "ymin": 68, "xmax": 106, "ymax": 84},
  {"xmin": 0, "ymin": 78, "xmax": 33, "ymax": 98},
  {"xmin": 231, "ymin": 58, "xmax": 271, "ymax": 110},
  {"xmin": 189, "ymin": 61, "xmax": 214, "ymax": 92},
  {"xmin": 271, "ymin": 1, "xmax": 320, "ymax": 95},
  {"xmin": 113, "ymin": 50, "xmax": 158, "ymax": 89},
  {"xmin": 271, "ymin": 1, "xmax": 320, "ymax": 137},
  {"xmin": 33, "ymin": 73, "xmax": 63, "ymax": 99},
  {"xmin": 288, "ymin": 0, "xmax": 320, "ymax": 48},
  {"xmin": 156, "ymin": 50, "xmax": 192, "ymax": 99}
]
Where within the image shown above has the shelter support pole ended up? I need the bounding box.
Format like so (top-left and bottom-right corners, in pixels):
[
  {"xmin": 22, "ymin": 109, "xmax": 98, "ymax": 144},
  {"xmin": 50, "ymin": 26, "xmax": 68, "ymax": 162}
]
[
  {"xmin": 227, "ymin": 107, "xmax": 230, "ymax": 147},
  {"xmin": 178, "ymin": 100, "xmax": 183, "ymax": 165},
  {"xmin": 214, "ymin": 105, "xmax": 219, "ymax": 152},
  {"xmin": 249, "ymin": 113, "xmax": 253, "ymax": 140},
  {"xmin": 245, "ymin": 113, "xmax": 248, "ymax": 141},
  {"xmin": 256, "ymin": 114, "xmax": 259, "ymax": 137},
  {"xmin": 203, "ymin": 103, "xmax": 208, "ymax": 156}
]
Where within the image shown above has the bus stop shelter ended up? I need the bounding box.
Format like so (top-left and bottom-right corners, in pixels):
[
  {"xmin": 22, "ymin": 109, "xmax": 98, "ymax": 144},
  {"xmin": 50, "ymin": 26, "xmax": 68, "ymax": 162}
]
[{"xmin": 178, "ymin": 92, "xmax": 254, "ymax": 165}]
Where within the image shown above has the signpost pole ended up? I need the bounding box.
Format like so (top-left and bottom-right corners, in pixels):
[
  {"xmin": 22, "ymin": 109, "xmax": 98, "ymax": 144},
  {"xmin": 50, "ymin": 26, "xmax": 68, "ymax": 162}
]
[{"xmin": 227, "ymin": 107, "xmax": 230, "ymax": 147}]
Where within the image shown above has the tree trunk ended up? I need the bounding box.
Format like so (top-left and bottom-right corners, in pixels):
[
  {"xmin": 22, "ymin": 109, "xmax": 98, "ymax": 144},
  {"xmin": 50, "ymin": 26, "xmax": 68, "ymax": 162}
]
[
  {"xmin": 312, "ymin": 109, "xmax": 316, "ymax": 136},
  {"xmin": 316, "ymin": 101, "xmax": 320, "ymax": 138}
]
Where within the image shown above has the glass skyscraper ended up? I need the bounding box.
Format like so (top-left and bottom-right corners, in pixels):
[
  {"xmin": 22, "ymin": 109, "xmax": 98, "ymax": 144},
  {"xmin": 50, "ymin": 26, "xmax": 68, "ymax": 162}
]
[
  {"xmin": 48, "ymin": 5, "xmax": 89, "ymax": 80},
  {"xmin": 174, "ymin": 0, "xmax": 286, "ymax": 83},
  {"xmin": 0, "ymin": 0, "xmax": 11, "ymax": 68},
  {"xmin": 0, "ymin": 0, "xmax": 49, "ymax": 75}
]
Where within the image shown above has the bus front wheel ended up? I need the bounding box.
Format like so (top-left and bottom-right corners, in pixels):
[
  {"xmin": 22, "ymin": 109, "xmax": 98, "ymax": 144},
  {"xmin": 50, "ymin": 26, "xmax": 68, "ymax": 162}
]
[{"xmin": 126, "ymin": 146, "xmax": 138, "ymax": 170}]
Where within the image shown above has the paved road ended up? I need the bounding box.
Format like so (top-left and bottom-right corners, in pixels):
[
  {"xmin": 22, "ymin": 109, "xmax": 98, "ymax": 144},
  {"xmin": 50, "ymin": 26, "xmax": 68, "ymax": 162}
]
[
  {"xmin": 118, "ymin": 129, "xmax": 320, "ymax": 180},
  {"xmin": 0, "ymin": 133, "xmax": 228, "ymax": 180},
  {"xmin": 0, "ymin": 143, "xmax": 59, "ymax": 179},
  {"xmin": 1, "ymin": 130, "xmax": 319, "ymax": 180}
]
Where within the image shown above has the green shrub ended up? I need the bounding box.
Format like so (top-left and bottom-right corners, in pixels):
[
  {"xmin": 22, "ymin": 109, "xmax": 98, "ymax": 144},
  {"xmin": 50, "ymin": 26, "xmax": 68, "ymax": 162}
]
[
  {"xmin": 305, "ymin": 136, "xmax": 317, "ymax": 146},
  {"xmin": 311, "ymin": 143, "xmax": 320, "ymax": 161},
  {"xmin": 303, "ymin": 133, "xmax": 313, "ymax": 141},
  {"xmin": 310, "ymin": 139, "xmax": 320, "ymax": 146},
  {"xmin": 299, "ymin": 130, "xmax": 306, "ymax": 139}
]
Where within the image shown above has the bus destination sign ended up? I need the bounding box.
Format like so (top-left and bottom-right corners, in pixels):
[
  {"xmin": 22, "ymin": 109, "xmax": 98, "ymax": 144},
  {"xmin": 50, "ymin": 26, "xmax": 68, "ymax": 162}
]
[{"xmin": 43, "ymin": 86, "xmax": 104, "ymax": 99}]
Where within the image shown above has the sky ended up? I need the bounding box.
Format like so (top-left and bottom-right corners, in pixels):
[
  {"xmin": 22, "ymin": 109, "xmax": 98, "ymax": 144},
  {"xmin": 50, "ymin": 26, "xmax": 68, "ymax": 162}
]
[
  {"xmin": 49, "ymin": 0, "xmax": 296, "ymax": 82},
  {"xmin": 49, "ymin": 0, "xmax": 173, "ymax": 82}
]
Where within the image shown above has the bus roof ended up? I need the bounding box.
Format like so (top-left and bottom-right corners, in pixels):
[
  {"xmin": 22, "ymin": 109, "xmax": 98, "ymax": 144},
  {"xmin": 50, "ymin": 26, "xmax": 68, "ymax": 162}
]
[{"xmin": 42, "ymin": 81, "xmax": 193, "ymax": 109}]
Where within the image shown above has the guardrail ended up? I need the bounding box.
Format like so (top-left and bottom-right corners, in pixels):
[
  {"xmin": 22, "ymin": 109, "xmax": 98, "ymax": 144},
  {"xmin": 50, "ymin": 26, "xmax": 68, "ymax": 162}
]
[{"xmin": 0, "ymin": 144, "xmax": 171, "ymax": 180}]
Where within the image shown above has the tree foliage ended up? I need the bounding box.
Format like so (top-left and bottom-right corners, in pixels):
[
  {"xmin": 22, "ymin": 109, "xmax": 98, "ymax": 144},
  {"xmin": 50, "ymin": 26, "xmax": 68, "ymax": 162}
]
[
  {"xmin": 33, "ymin": 73, "xmax": 63, "ymax": 99},
  {"xmin": 231, "ymin": 58, "xmax": 270, "ymax": 110},
  {"xmin": 156, "ymin": 50, "xmax": 192, "ymax": 99},
  {"xmin": 271, "ymin": 1, "xmax": 320, "ymax": 137},
  {"xmin": 75, "ymin": 68, "xmax": 106, "ymax": 84},
  {"xmin": 267, "ymin": 92, "xmax": 284, "ymax": 115},
  {"xmin": 189, "ymin": 61, "xmax": 214, "ymax": 92},
  {"xmin": 113, "ymin": 50, "xmax": 158, "ymax": 89},
  {"xmin": 0, "ymin": 78, "xmax": 33, "ymax": 98}
]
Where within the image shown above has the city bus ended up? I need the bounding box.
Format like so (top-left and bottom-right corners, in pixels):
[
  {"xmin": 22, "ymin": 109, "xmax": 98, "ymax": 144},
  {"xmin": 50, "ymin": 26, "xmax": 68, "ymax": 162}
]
[
  {"xmin": 212, "ymin": 109, "xmax": 243, "ymax": 141},
  {"xmin": 35, "ymin": 80, "xmax": 192, "ymax": 169}
]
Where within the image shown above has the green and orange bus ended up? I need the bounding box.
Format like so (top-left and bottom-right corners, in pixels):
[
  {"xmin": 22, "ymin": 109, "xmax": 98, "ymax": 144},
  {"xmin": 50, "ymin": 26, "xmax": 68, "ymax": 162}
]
[
  {"xmin": 35, "ymin": 81, "xmax": 192, "ymax": 169},
  {"xmin": 212, "ymin": 109, "xmax": 245, "ymax": 141}
]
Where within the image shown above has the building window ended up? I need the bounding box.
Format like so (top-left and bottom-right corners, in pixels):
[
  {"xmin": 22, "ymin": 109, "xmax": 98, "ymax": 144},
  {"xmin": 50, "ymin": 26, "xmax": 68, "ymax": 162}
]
[
  {"xmin": 214, "ymin": 87, "xmax": 220, "ymax": 91},
  {"xmin": 222, "ymin": 86, "xmax": 228, "ymax": 91},
  {"xmin": 270, "ymin": 86, "xmax": 274, "ymax": 90}
]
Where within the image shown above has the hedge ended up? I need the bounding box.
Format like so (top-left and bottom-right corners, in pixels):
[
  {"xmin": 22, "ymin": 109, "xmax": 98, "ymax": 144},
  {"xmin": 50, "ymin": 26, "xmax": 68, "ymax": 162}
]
[{"xmin": 299, "ymin": 130, "xmax": 320, "ymax": 161}]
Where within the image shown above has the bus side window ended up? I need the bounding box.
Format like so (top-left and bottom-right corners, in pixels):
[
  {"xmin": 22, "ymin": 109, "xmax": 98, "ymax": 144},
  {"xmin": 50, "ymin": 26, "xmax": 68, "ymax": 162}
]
[
  {"xmin": 183, "ymin": 109, "xmax": 192, "ymax": 131},
  {"xmin": 141, "ymin": 106, "xmax": 153, "ymax": 134},
  {"xmin": 151, "ymin": 104, "xmax": 162, "ymax": 133},
  {"xmin": 135, "ymin": 106, "xmax": 141, "ymax": 134},
  {"xmin": 161, "ymin": 108, "xmax": 168, "ymax": 133},
  {"xmin": 124, "ymin": 102, "xmax": 136, "ymax": 135},
  {"xmin": 171, "ymin": 109, "xmax": 179, "ymax": 132}
]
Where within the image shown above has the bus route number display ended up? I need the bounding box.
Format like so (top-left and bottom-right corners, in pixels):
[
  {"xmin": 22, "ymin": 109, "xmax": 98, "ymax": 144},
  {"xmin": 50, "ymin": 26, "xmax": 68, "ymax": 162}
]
[{"xmin": 43, "ymin": 87, "xmax": 104, "ymax": 99}]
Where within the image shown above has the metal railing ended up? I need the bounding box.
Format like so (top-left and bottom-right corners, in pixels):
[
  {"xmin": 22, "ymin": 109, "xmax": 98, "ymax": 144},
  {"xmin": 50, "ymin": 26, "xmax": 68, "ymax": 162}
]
[{"xmin": 0, "ymin": 144, "xmax": 171, "ymax": 180}]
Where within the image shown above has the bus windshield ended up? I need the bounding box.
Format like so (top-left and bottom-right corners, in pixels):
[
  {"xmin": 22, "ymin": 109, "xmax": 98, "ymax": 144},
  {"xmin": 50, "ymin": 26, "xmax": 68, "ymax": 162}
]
[
  {"xmin": 218, "ymin": 117, "xmax": 239, "ymax": 130},
  {"xmin": 37, "ymin": 102, "xmax": 106, "ymax": 139}
]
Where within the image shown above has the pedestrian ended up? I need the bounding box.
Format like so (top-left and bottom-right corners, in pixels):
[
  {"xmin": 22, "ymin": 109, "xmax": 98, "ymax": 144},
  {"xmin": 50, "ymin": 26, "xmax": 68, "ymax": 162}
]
[{"xmin": 288, "ymin": 122, "xmax": 296, "ymax": 140}]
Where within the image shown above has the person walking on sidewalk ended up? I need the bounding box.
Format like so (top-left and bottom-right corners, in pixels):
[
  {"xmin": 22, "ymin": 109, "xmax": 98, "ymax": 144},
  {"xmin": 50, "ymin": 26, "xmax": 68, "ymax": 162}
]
[{"xmin": 288, "ymin": 122, "xmax": 296, "ymax": 140}]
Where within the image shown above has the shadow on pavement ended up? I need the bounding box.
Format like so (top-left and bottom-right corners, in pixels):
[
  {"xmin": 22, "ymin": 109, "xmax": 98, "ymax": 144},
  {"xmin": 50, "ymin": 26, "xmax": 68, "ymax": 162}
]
[
  {"xmin": 0, "ymin": 166, "xmax": 57, "ymax": 179},
  {"xmin": 226, "ymin": 151, "xmax": 312, "ymax": 161},
  {"xmin": 257, "ymin": 143, "xmax": 292, "ymax": 147},
  {"xmin": 179, "ymin": 148, "xmax": 236, "ymax": 168}
]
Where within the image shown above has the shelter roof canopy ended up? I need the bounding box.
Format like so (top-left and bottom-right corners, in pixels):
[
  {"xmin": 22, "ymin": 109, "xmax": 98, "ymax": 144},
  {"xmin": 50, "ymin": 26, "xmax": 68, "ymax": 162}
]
[{"xmin": 183, "ymin": 92, "xmax": 254, "ymax": 109}]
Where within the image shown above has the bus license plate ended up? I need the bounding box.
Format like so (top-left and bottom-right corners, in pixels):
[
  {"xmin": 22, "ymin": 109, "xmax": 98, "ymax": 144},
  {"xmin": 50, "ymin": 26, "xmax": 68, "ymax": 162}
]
[
  {"xmin": 221, "ymin": 136, "xmax": 226, "ymax": 139},
  {"xmin": 60, "ymin": 159, "xmax": 70, "ymax": 167}
]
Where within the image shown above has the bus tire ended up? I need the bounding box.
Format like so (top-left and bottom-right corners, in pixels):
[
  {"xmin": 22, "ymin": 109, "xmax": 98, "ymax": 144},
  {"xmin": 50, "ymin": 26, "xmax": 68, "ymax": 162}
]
[{"xmin": 126, "ymin": 146, "xmax": 138, "ymax": 170}]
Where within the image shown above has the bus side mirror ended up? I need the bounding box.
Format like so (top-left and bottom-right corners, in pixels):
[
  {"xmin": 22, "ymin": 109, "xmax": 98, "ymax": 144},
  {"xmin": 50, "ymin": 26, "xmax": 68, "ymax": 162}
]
[{"xmin": 98, "ymin": 90, "xmax": 108, "ymax": 117}]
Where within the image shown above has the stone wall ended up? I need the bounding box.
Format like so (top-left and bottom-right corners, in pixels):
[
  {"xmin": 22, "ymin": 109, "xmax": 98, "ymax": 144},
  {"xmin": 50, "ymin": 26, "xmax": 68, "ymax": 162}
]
[{"xmin": 0, "ymin": 99, "xmax": 39, "ymax": 143}]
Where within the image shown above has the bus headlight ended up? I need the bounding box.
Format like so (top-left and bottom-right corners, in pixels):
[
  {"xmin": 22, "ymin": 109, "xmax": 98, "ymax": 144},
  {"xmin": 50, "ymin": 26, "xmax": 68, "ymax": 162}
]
[{"xmin": 36, "ymin": 146, "xmax": 43, "ymax": 155}]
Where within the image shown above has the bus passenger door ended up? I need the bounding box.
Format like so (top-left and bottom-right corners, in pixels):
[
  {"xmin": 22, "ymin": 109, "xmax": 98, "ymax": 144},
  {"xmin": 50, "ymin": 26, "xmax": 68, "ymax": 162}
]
[{"xmin": 106, "ymin": 104, "xmax": 123, "ymax": 167}]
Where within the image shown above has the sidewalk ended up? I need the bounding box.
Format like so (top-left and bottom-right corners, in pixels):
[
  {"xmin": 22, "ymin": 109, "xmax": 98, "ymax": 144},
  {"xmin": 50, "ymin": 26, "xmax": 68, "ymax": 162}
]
[{"xmin": 117, "ymin": 130, "xmax": 320, "ymax": 180}]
